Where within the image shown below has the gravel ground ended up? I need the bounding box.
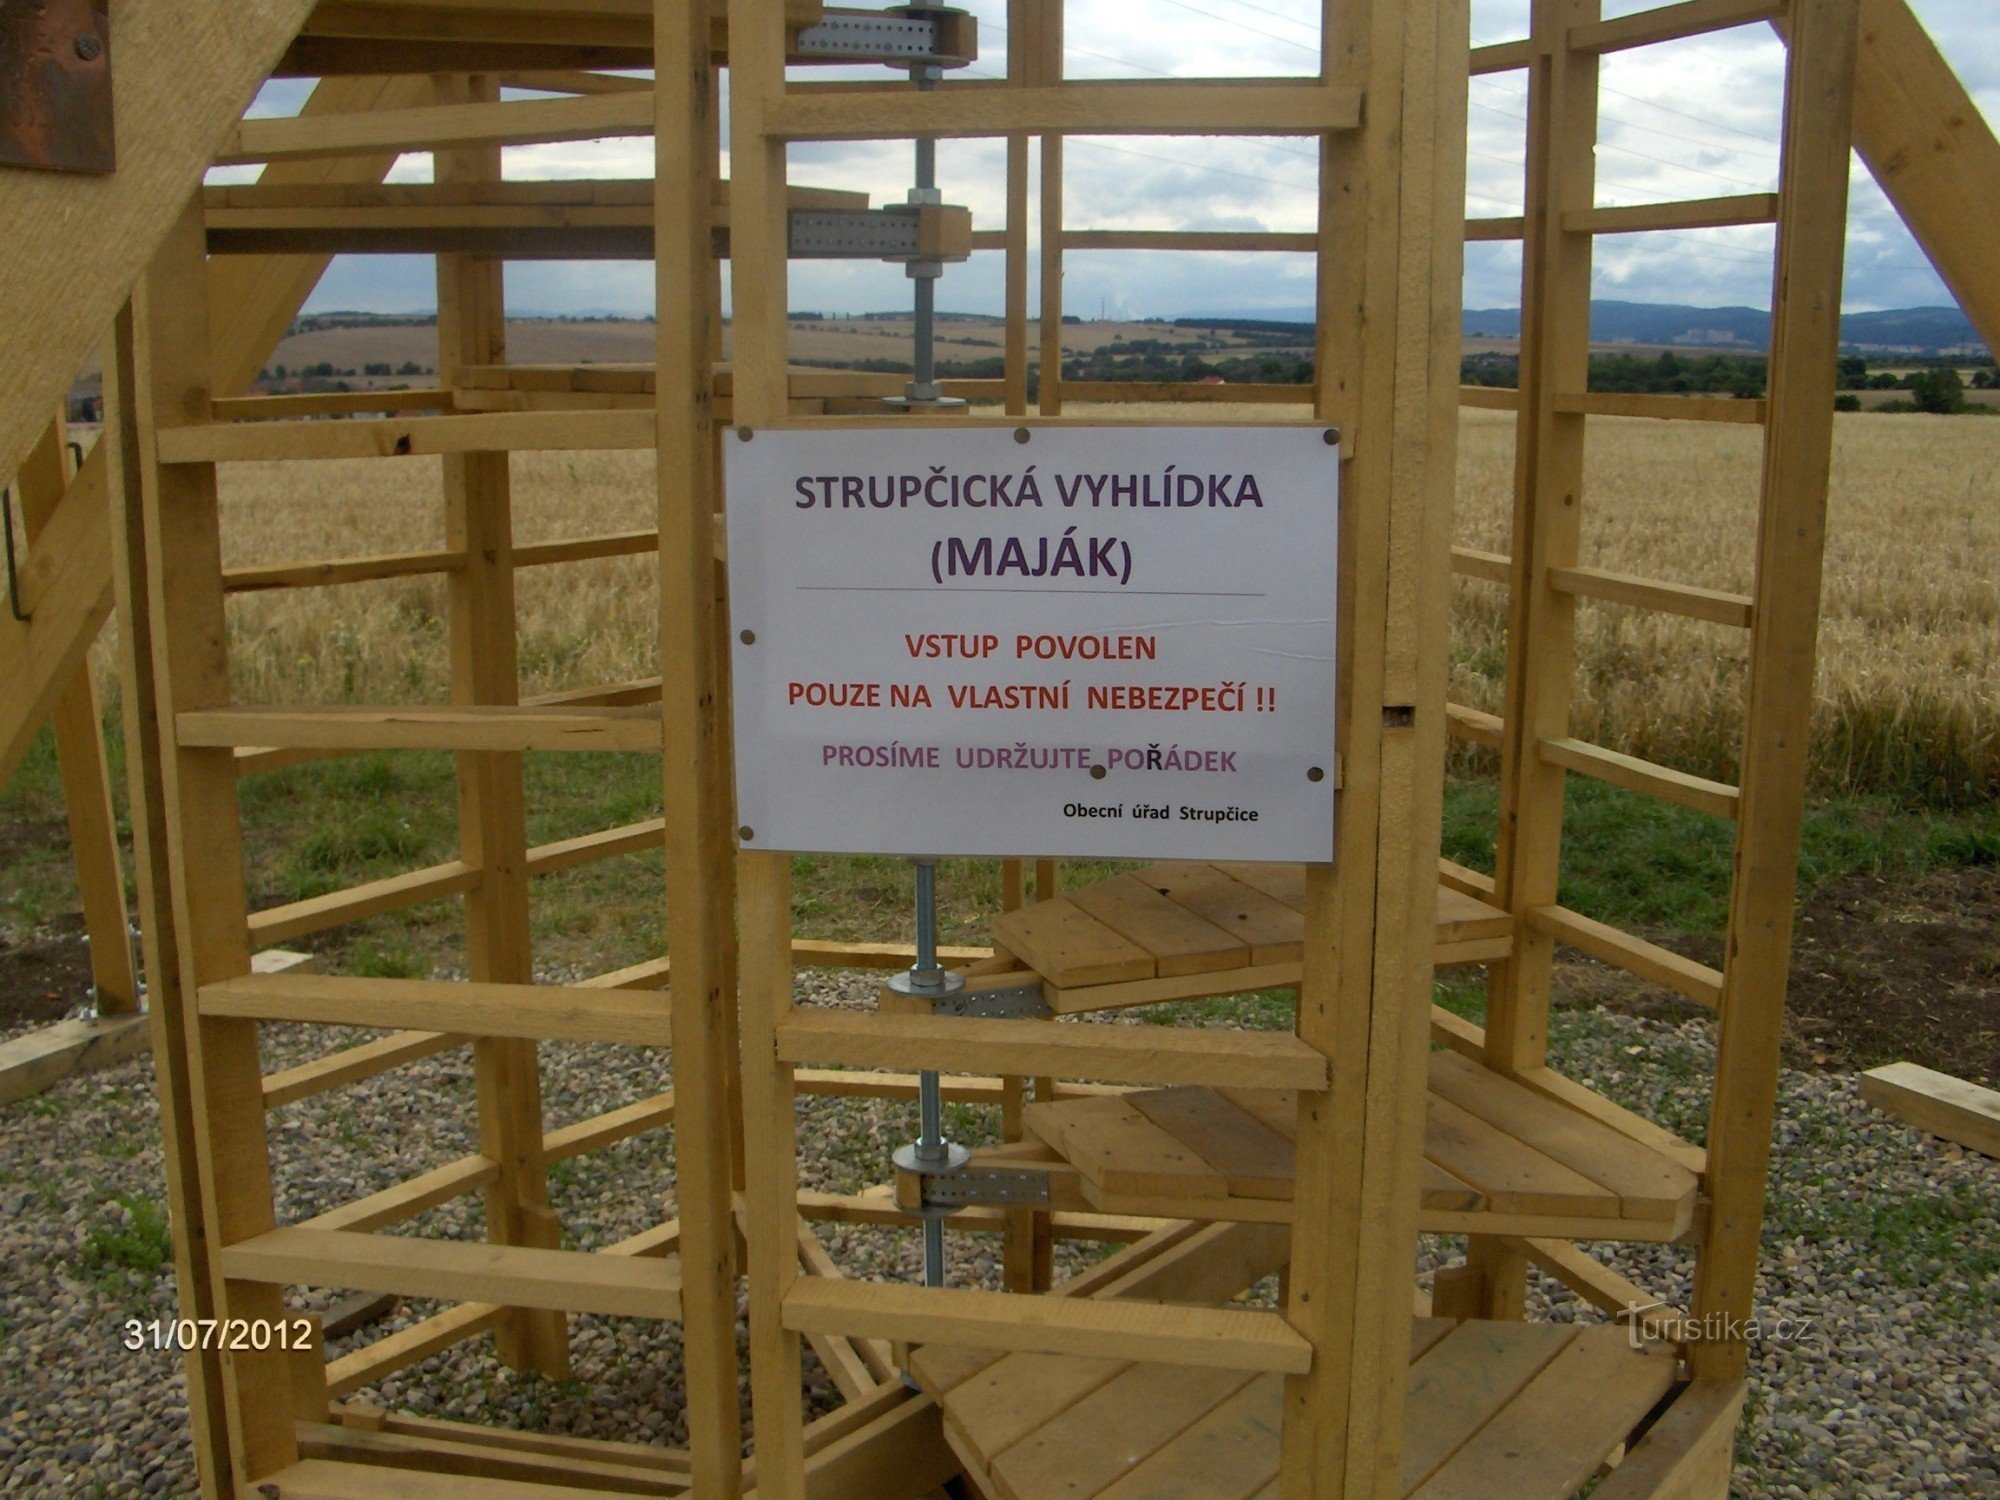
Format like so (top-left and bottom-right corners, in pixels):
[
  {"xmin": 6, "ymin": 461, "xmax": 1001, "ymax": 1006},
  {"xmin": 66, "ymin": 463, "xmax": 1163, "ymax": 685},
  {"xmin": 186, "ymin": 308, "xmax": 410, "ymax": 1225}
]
[{"xmin": 0, "ymin": 976, "xmax": 1993, "ymax": 1498}]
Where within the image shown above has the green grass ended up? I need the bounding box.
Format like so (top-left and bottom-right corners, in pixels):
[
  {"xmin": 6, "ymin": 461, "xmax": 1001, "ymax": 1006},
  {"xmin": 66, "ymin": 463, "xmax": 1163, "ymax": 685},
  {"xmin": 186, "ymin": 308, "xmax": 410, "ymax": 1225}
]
[
  {"xmin": 79, "ymin": 1194, "xmax": 174, "ymax": 1301},
  {"xmin": 6, "ymin": 709, "xmax": 1999, "ymax": 990}
]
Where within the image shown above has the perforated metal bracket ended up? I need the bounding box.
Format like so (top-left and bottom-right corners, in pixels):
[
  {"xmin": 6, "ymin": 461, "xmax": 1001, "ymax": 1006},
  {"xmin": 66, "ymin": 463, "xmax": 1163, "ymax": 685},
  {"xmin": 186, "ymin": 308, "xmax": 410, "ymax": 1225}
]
[
  {"xmin": 931, "ymin": 980, "xmax": 1051, "ymax": 1020},
  {"xmin": 895, "ymin": 1155, "xmax": 1054, "ymax": 1212},
  {"xmin": 789, "ymin": 206, "xmax": 974, "ymax": 264},
  {"xmin": 794, "ymin": 8, "xmax": 978, "ymax": 68},
  {"xmin": 0, "ymin": 0, "xmax": 114, "ymax": 174}
]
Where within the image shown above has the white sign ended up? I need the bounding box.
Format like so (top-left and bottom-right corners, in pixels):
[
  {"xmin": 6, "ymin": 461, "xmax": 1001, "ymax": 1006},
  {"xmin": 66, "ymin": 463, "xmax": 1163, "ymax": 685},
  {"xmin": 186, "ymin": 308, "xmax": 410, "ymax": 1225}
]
[{"xmin": 725, "ymin": 424, "xmax": 1338, "ymax": 861}]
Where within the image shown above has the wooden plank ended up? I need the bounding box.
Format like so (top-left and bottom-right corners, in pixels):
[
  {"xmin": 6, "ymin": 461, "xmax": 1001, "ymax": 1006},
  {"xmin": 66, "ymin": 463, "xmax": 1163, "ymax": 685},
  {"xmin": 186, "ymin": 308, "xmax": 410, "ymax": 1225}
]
[
  {"xmin": 155, "ymin": 407, "xmax": 653, "ymax": 463},
  {"xmin": 784, "ymin": 1280, "xmax": 1312, "ymax": 1374},
  {"xmin": 1411, "ymin": 1329, "xmax": 1678, "ymax": 1499},
  {"xmin": 943, "ymin": 1352, "xmax": 1130, "ymax": 1462},
  {"xmin": 0, "ymin": 0, "xmax": 319, "ymax": 488},
  {"xmin": 1024, "ymin": 1095, "xmax": 1230, "ymax": 1201},
  {"xmin": 0, "ymin": 1016, "xmax": 154, "ymax": 1108},
  {"xmin": 325, "ymin": 1303, "xmax": 504, "ymax": 1399},
  {"xmin": 1589, "ymin": 1378, "xmax": 1745, "ymax": 1500},
  {"xmin": 523, "ymin": 818, "xmax": 666, "ymax": 876},
  {"xmin": 1570, "ymin": 0, "xmax": 1786, "ymax": 53},
  {"xmin": 1447, "ymin": 700, "xmax": 1503, "ymax": 748},
  {"xmin": 992, "ymin": 1364, "xmax": 1260, "ymax": 1500},
  {"xmin": 1553, "ymin": 391, "xmax": 1768, "ymax": 424},
  {"xmin": 1398, "ymin": 1321, "xmax": 1576, "ymax": 1491},
  {"xmin": 1432, "ymin": 888, "xmax": 1512, "ymax": 945},
  {"xmin": 1507, "ymin": 1237, "xmax": 1693, "ymax": 1344},
  {"xmin": 541, "ymin": 1091, "xmax": 676, "ymax": 1163},
  {"xmin": 1546, "ymin": 565, "xmax": 1754, "ymax": 628},
  {"xmin": 201, "ymin": 973, "xmax": 675, "ymax": 1046},
  {"xmin": 1132, "ymin": 864, "xmax": 1303, "ymax": 964},
  {"xmin": 1537, "ymin": 737, "xmax": 1741, "ymax": 819},
  {"xmin": 295, "ymin": 1424, "xmax": 682, "ymax": 1496},
  {"xmin": 1128, "ymin": 1087, "xmax": 1295, "ymax": 1199},
  {"xmin": 1450, "ymin": 546, "xmax": 1511, "ymax": 584},
  {"xmin": 1424, "ymin": 1092, "xmax": 1618, "ymax": 1219},
  {"xmin": 765, "ymin": 82, "xmax": 1363, "ymax": 140},
  {"xmin": 1838, "ymin": 0, "xmax": 2000, "ymax": 357},
  {"xmin": 1043, "ymin": 963, "xmax": 1305, "ymax": 1019},
  {"xmin": 221, "ymin": 1227, "xmax": 681, "ymax": 1320},
  {"xmin": 1095, "ymin": 1371, "xmax": 1283, "ymax": 1500},
  {"xmin": 263, "ymin": 1032, "xmax": 464, "ymax": 1109},
  {"xmin": 223, "ymin": 547, "xmax": 466, "ymax": 594},
  {"xmin": 993, "ymin": 898, "xmax": 1159, "ymax": 987},
  {"xmin": 1859, "ymin": 1062, "xmax": 2000, "ymax": 1159},
  {"xmin": 1526, "ymin": 905, "xmax": 1724, "ymax": 1009},
  {"xmin": 250, "ymin": 861, "xmax": 480, "ymax": 945},
  {"xmin": 1210, "ymin": 862, "xmax": 1308, "ymax": 912},
  {"xmin": 219, "ymin": 91, "xmax": 655, "ymax": 165},
  {"xmin": 297, "ymin": 1156, "xmax": 500, "ymax": 1234},
  {"xmin": 1069, "ymin": 875, "xmax": 1249, "ymax": 976},
  {"xmin": 1428, "ymin": 1051, "xmax": 1695, "ymax": 1221},
  {"xmin": 236, "ymin": 1458, "xmax": 620, "ymax": 1499},
  {"xmin": 212, "ymin": 389, "xmax": 454, "ymax": 422},
  {"xmin": 178, "ymin": 705, "xmax": 663, "ymax": 754},
  {"xmin": 1064, "ymin": 230, "xmax": 1318, "ymax": 252},
  {"xmin": 775, "ymin": 1011, "xmax": 1329, "ymax": 1091},
  {"xmin": 1565, "ymin": 193, "xmax": 1780, "ymax": 235}
]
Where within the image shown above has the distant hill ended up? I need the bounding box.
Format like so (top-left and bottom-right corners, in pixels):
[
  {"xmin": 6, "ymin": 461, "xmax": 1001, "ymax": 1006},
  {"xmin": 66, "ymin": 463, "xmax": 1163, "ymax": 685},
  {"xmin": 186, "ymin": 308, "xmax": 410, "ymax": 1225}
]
[
  {"xmin": 1462, "ymin": 300, "xmax": 1986, "ymax": 356},
  {"xmin": 1185, "ymin": 300, "xmax": 1986, "ymax": 356}
]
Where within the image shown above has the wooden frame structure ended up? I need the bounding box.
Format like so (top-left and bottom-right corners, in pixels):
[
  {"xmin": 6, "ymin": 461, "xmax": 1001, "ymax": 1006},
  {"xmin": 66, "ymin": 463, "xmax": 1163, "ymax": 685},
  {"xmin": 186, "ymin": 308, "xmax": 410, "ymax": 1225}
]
[{"xmin": 0, "ymin": 0, "xmax": 1993, "ymax": 1496}]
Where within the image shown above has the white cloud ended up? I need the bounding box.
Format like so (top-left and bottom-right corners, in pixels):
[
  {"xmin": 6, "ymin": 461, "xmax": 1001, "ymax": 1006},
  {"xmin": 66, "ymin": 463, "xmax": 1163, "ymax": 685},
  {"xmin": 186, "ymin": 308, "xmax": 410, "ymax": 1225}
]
[{"xmin": 253, "ymin": 0, "xmax": 1993, "ymax": 324}]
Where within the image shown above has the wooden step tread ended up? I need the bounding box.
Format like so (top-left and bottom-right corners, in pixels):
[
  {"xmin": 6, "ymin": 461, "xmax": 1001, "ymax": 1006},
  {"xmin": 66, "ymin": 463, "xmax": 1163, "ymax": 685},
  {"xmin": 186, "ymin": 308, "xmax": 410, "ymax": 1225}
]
[
  {"xmin": 1023, "ymin": 1056, "xmax": 1699, "ymax": 1239},
  {"xmin": 218, "ymin": 1227, "xmax": 682, "ymax": 1320},
  {"xmin": 993, "ymin": 863, "xmax": 1512, "ymax": 1011},
  {"xmin": 911, "ymin": 1318, "xmax": 1679, "ymax": 1500}
]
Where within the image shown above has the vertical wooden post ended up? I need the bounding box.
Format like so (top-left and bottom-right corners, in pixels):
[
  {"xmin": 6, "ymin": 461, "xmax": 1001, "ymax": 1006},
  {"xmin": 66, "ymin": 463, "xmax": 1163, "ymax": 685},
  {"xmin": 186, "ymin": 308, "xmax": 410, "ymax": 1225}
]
[
  {"xmin": 434, "ymin": 73, "xmax": 569, "ymax": 1380},
  {"xmin": 662, "ymin": 7, "xmax": 747, "ymax": 1493},
  {"xmin": 1282, "ymin": 0, "xmax": 1469, "ymax": 1495},
  {"xmin": 1468, "ymin": 0, "xmax": 1601, "ymax": 1322},
  {"xmin": 104, "ymin": 298, "xmax": 232, "ymax": 1498},
  {"xmin": 14, "ymin": 420, "xmax": 137, "ymax": 1013},
  {"xmin": 1036, "ymin": 1, "xmax": 1065, "ymax": 417},
  {"xmin": 1002, "ymin": 0, "xmax": 1037, "ymax": 415},
  {"xmin": 1693, "ymin": 0, "xmax": 1856, "ymax": 1384},
  {"xmin": 130, "ymin": 195, "xmax": 298, "ymax": 1483}
]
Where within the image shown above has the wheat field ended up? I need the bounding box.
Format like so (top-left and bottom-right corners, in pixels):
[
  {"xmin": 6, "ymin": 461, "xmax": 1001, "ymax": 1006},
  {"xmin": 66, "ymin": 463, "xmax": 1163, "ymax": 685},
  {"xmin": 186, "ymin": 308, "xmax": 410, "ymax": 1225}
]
[{"xmin": 163, "ymin": 407, "xmax": 1998, "ymax": 803}]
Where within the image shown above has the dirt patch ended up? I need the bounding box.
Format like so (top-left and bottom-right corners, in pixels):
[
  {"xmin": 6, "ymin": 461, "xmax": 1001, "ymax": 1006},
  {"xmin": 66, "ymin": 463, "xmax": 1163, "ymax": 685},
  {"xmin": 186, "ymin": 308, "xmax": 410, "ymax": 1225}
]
[
  {"xmin": 0, "ymin": 912, "xmax": 96, "ymax": 1032},
  {"xmin": 1785, "ymin": 865, "xmax": 2000, "ymax": 1083},
  {"xmin": 1555, "ymin": 866, "xmax": 2000, "ymax": 1084}
]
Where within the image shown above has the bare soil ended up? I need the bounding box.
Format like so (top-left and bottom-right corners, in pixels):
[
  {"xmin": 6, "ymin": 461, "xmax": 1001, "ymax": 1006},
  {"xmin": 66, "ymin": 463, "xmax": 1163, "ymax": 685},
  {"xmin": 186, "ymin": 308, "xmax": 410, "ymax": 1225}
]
[
  {"xmin": 0, "ymin": 897, "xmax": 94, "ymax": 1033},
  {"xmin": 1559, "ymin": 865, "xmax": 2000, "ymax": 1085}
]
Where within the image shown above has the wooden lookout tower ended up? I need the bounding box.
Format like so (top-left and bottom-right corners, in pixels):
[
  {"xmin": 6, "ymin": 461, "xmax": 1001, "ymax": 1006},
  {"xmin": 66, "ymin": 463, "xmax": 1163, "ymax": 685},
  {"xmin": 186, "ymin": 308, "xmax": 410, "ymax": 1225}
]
[{"xmin": 1, "ymin": 1, "xmax": 1996, "ymax": 1497}]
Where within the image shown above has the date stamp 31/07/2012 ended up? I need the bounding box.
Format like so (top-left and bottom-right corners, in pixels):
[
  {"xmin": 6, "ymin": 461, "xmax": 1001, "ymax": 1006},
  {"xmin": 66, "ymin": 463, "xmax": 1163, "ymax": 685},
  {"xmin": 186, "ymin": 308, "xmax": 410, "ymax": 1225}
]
[{"xmin": 122, "ymin": 1317, "xmax": 317, "ymax": 1353}]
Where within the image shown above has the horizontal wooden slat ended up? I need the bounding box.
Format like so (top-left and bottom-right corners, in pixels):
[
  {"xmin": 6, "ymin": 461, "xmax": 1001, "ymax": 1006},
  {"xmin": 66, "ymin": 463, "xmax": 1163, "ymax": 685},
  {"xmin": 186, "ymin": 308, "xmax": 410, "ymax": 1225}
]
[
  {"xmin": 1061, "ymin": 230, "xmax": 1316, "ymax": 252},
  {"xmin": 297, "ymin": 1156, "xmax": 501, "ymax": 1234},
  {"xmin": 1061, "ymin": 380, "xmax": 1312, "ymax": 406},
  {"xmin": 157, "ymin": 407, "xmax": 653, "ymax": 463},
  {"xmin": 1458, "ymin": 385, "xmax": 1521, "ymax": 411},
  {"xmin": 513, "ymin": 529, "xmax": 659, "ymax": 568},
  {"xmin": 212, "ymin": 388, "xmax": 455, "ymax": 421},
  {"xmin": 263, "ymin": 1031, "xmax": 465, "ymax": 1108},
  {"xmin": 775, "ymin": 1010, "xmax": 1328, "ymax": 1091},
  {"xmin": 1447, "ymin": 703, "xmax": 1503, "ymax": 748},
  {"xmin": 1470, "ymin": 37, "xmax": 1533, "ymax": 72},
  {"xmin": 1570, "ymin": 0, "xmax": 1786, "ymax": 54},
  {"xmin": 783, "ymin": 1278, "xmax": 1312, "ymax": 1373},
  {"xmin": 523, "ymin": 818, "xmax": 666, "ymax": 877},
  {"xmin": 1437, "ymin": 858, "xmax": 1497, "ymax": 899},
  {"xmin": 221, "ymin": 1227, "xmax": 681, "ymax": 1319},
  {"xmin": 325, "ymin": 1303, "xmax": 503, "ymax": 1399},
  {"xmin": 542, "ymin": 1091, "xmax": 676, "ymax": 1163},
  {"xmin": 1506, "ymin": 1236, "xmax": 1693, "ymax": 1343},
  {"xmin": 766, "ymin": 81, "xmax": 1362, "ymax": 140},
  {"xmin": 1565, "ymin": 192, "xmax": 1779, "ymax": 235},
  {"xmin": 1536, "ymin": 737, "xmax": 1741, "ymax": 818},
  {"xmin": 790, "ymin": 938, "xmax": 993, "ymax": 970},
  {"xmin": 249, "ymin": 862, "xmax": 480, "ymax": 945},
  {"xmin": 1859, "ymin": 1062, "xmax": 2000, "ymax": 1159},
  {"xmin": 204, "ymin": 973, "xmax": 674, "ymax": 1046},
  {"xmin": 1451, "ymin": 545, "xmax": 1512, "ymax": 582},
  {"xmin": 219, "ymin": 90, "xmax": 656, "ymax": 165},
  {"xmin": 224, "ymin": 546, "xmax": 467, "ymax": 594},
  {"xmin": 1527, "ymin": 904, "xmax": 1726, "ymax": 1008},
  {"xmin": 294, "ymin": 1425, "xmax": 683, "ymax": 1497},
  {"xmin": 182, "ymin": 705, "xmax": 662, "ymax": 753},
  {"xmin": 1553, "ymin": 390, "xmax": 1767, "ymax": 424},
  {"xmin": 1464, "ymin": 215, "xmax": 1526, "ymax": 241},
  {"xmin": 1547, "ymin": 565, "xmax": 1754, "ymax": 627}
]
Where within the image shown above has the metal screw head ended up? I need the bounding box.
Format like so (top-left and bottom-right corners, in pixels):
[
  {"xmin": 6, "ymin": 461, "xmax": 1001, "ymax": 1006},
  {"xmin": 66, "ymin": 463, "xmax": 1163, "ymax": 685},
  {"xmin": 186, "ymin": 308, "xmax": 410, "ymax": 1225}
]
[
  {"xmin": 736, "ymin": 426, "xmax": 754, "ymax": 442},
  {"xmin": 1090, "ymin": 765, "xmax": 1107, "ymax": 781},
  {"xmin": 1322, "ymin": 427, "xmax": 1340, "ymax": 446},
  {"xmin": 75, "ymin": 34, "xmax": 103, "ymax": 61},
  {"xmin": 1013, "ymin": 427, "xmax": 1031, "ymax": 444},
  {"xmin": 1307, "ymin": 766, "xmax": 1326, "ymax": 783},
  {"xmin": 740, "ymin": 629, "xmax": 756, "ymax": 645},
  {"xmin": 738, "ymin": 825, "xmax": 755, "ymax": 841}
]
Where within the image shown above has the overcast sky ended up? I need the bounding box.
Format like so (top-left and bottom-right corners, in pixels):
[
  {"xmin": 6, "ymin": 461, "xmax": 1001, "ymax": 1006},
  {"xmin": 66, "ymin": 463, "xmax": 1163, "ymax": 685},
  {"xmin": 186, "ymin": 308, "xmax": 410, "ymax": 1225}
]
[{"xmin": 245, "ymin": 0, "xmax": 1996, "ymax": 321}]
